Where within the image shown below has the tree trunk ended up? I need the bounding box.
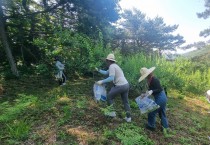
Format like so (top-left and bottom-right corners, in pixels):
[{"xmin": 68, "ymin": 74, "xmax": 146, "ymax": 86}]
[{"xmin": 0, "ymin": 3, "xmax": 19, "ymax": 77}]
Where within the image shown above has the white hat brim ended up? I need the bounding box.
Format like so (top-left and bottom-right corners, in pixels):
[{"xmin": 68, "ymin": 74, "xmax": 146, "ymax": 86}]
[
  {"xmin": 138, "ymin": 67, "xmax": 156, "ymax": 82},
  {"xmin": 106, "ymin": 58, "xmax": 116, "ymax": 62}
]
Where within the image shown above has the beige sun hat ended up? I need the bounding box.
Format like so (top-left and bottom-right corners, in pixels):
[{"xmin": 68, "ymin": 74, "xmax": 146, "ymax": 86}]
[
  {"xmin": 138, "ymin": 67, "xmax": 156, "ymax": 82},
  {"xmin": 106, "ymin": 53, "xmax": 116, "ymax": 62}
]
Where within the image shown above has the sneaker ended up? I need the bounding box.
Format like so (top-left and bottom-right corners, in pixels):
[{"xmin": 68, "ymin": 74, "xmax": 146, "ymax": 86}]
[
  {"xmin": 105, "ymin": 111, "xmax": 116, "ymax": 117},
  {"xmin": 145, "ymin": 124, "xmax": 155, "ymax": 131},
  {"xmin": 60, "ymin": 83, "xmax": 66, "ymax": 86},
  {"xmin": 124, "ymin": 117, "xmax": 131, "ymax": 122}
]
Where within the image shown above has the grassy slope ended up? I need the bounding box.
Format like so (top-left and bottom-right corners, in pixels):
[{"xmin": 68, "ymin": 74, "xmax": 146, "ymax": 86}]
[{"xmin": 0, "ymin": 76, "xmax": 210, "ymax": 145}]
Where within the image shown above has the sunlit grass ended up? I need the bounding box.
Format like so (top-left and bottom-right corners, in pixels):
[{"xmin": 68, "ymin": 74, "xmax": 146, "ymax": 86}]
[
  {"xmin": 0, "ymin": 75, "xmax": 210, "ymax": 144},
  {"xmin": 66, "ymin": 126, "xmax": 97, "ymax": 144}
]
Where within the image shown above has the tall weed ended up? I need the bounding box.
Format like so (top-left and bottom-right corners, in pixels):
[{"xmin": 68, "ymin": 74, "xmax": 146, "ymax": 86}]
[
  {"xmin": 6, "ymin": 120, "xmax": 30, "ymax": 140},
  {"xmin": 121, "ymin": 52, "xmax": 210, "ymax": 94}
]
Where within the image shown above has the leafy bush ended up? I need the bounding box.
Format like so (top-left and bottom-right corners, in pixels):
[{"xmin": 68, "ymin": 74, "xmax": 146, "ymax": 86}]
[
  {"xmin": 2, "ymin": 67, "xmax": 18, "ymax": 80},
  {"xmin": 34, "ymin": 29, "xmax": 111, "ymax": 77},
  {"xmin": 121, "ymin": 53, "xmax": 152, "ymax": 90},
  {"xmin": 35, "ymin": 63, "xmax": 51, "ymax": 76},
  {"xmin": 121, "ymin": 52, "xmax": 210, "ymax": 95}
]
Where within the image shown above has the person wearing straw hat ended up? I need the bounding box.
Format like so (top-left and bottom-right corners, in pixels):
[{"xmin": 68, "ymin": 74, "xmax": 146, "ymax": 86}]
[
  {"xmin": 139, "ymin": 67, "xmax": 169, "ymax": 131},
  {"xmin": 95, "ymin": 53, "xmax": 131, "ymax": 122}
]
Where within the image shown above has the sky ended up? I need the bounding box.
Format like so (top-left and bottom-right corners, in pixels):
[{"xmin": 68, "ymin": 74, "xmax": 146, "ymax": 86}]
[{"xmin": 119, "ymin": 0, "xmax": 210, "ymax": 48}]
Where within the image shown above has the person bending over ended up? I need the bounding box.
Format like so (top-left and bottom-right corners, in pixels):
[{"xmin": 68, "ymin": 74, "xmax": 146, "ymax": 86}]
[{"xmin": 96, "ymin": 53, "xmax": 131, "ymax": 122}]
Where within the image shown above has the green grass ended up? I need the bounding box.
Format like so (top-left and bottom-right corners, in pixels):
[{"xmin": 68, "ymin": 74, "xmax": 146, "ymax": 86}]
[
  {"xmin": 6, "ymin": 120, "xmax": 31, "ymax": 140},
  {"xmin": 0, "ymin": 76, "xmax": 210, "ymax": 144}
]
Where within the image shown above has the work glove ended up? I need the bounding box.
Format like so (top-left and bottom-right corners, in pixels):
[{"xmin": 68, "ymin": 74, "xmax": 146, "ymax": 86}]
[
  {"xmin": 96, "ymin": 80, "xmax": 103, "ymax": 85},
  {"xmin": 141, "ymin": 93, "xmax": 147, "ymax": 98},
  {"xmin": 147, "ymin": 90, "xmax": 153, "ymax": 96}
]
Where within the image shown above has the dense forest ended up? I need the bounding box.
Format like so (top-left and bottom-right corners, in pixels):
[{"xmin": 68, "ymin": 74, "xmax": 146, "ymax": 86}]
[{"xmin": 0, "ymin": 0, "xmax": 210, "ymax": 144}]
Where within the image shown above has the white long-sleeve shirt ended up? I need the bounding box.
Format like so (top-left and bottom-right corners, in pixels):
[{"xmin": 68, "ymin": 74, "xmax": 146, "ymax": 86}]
[
  {"xmin": 99, "ymin": 63, "xmax": 128, "ymax": 86},
  {"xmin": 55, "ymin": 61, "xmax": 64, "ymax": 70}
]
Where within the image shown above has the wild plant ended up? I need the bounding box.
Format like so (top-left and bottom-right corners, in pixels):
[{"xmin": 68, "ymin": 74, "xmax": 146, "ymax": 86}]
[
  {"xmin": 114, "ymin": 123, "xmax": 154, "ymax": 145},
  {"xmin": 58, "ymin": 106, "xmax": 72, "ymax": 126},
  {"xmin": 100, "ymin": 104, "xmax": 115, "ymax": 114},
  {"xmin": 76, "ymin": 98, "xmax": 87, "ymax": 109},
  {"xmin": 6, "ymin": 120, "xmax": 30, "ymax": 140}
]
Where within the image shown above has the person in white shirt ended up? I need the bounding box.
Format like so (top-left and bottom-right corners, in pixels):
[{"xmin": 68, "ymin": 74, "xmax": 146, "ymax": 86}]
[
  {"xmin": 54, "ymin": 56, "xmax": 66, "ymax": 86},
  {"xmin": 96, "ymin": 54, "xmax": 131, "ymax": 122}
]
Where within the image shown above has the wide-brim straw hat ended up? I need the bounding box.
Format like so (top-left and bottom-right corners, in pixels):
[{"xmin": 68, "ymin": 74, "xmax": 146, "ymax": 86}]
[
  {"xmin": 138, "ymin": 67, "xmax": 156, "ymax": 82},
  {"xmin": 106, "ymin": 53, "xmax": 116, "ymax": 62}
]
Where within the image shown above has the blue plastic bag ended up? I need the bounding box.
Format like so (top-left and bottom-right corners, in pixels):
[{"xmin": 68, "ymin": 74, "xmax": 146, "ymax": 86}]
[
  {"xmin": 135, "ymin": 95, "xmax": 159, "ymax": 114},
  {"xmin": 93, "ymin": 83, "xmax": 107, "ymax": 101}
]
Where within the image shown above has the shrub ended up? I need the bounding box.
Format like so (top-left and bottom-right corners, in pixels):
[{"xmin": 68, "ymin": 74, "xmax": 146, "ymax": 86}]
[{"xmin": 121, "ymin": 52, "xmax": 210, "ymax": 95}]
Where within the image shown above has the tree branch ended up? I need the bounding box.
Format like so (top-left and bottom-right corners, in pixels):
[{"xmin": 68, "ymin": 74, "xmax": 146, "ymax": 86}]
[{"xmin": 4, "ymin": 0, "xmax": 66, "ymax": 20}]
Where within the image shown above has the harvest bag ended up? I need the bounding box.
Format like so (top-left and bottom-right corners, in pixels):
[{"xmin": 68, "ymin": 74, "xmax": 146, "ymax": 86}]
[
  {"xmin": 135, "ymin": 95, "xmax": 159, "ymax": 114},
  {"xmin": 93, "ymin": 83, "xmax": 107, "ymax": 101},
  {"xmin": 55, "ymin": 71, "xmax": 63, "ymax": 79}
]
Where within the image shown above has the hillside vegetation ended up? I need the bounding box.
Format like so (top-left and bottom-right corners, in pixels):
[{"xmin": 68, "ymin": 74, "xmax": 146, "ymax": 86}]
[
  {"xmin": 1, "ymin": 1, "xmax": 210, "ymax": 144},
  {"xmin": 0, "ymin": 76, "xmax": 209, "ymax": 145},
  {"xmin": 1, "ymin": 51, "xmax": 210, "ymax": 144},
  {"xmin": 182, "ymin": 46, "xmax": 210, "ymax": 60}
]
